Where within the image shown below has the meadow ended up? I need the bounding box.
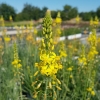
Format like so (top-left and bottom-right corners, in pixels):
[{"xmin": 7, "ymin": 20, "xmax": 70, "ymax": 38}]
[{"xmin": 0, "ymin": 10, "xmax": 100, "ymax": 100}]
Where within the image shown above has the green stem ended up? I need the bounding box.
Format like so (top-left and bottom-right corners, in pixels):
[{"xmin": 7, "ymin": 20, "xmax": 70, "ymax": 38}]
[{"xmin": 44, "ymin": 78, "xmax": 48, "ymax": 100}]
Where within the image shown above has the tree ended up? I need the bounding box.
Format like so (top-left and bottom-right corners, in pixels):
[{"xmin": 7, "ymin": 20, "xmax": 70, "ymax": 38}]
[
  {"xmin": 63, "ymin": 5, "xmax": 72, "ymax": 12},
  {"xmin": 62, "ymin": 5, "xmax": 78, "ymax": 20},
  {"xmin": 96, "ymin": 6, "xmax": 100, "ymax": 18},
  {"xmin": 51, "ymin": 10, "xmax": 57, "ymax": 18},
  {"xmin": 90, "ymin": 11, "xmax": 96, "ymax": 18},
  {"xmin": 80, "ymin": 12, "xmax": 91, "ymax": 21},
  {"xmin": 68, "ymin": 7, "xmax": 78, "ymax": 19},
  {"xmin": 22, "ymin": 3, "xmax": 33, "ymax": 20},
  {"xmin": 0, "ymin": 3, "xmax": 16, "ymax": 20},
  {"xmin": 63, "ymin": 5, "xmax": 72, "ymax": 20},
  {"xmin": 33, "ymin": 6, "xmax": 41, "ymax": 20},
  {"xmin": 15, "ymin": 13, "xmax": 29, "ymax": 21},
  {"xmin": 61, "ymin": 11, "xmax": 66, "ymax": 20},
  {"xmin": 21, "ymin": 3, "xmax": 41, "ymax": 20},
  {"xmin": 40, "ymin": 7, "xmax": 48, "ymax": 18}
]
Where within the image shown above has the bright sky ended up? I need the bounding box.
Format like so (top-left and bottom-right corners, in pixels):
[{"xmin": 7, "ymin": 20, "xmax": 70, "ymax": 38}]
[{"xmin": 0, "ymin": 0, "xmax": 100, "ymax": 13}]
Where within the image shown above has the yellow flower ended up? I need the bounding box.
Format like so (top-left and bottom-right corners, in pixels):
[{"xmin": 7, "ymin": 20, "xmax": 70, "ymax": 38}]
[
  {"xmin": 67, "ymin": 67, "xmax": 73, "ymax": 71},
  {"xmin": 55, "ymin": 12, "xmax": 62, "ymax": 24},
  {"xmin": 59, "ymin": 50, "xmax": 67, "ymax": 57},
  {"xmin": 17, "ymin": 63, "xmax": 22, "ymax": 68},
  {"xmin": 90, "ymin": 17, "xmax": 93, "ymax": 26},
  {"xmin": 26, "ymin": 35, "xmax": 34, "ymax": 42},
  {"xmin": 94, "ymin": 16, "xmax": 99, "ymax": 26},
  {"xmin": 12, "ymin": 60, "xmax": 18, "ymax": 65},
  {"xmin": 55, "ymin": 18, "xmax": 62, "ymax": 24},
  {"xmin": 52, "ymin": 81, "xmax": 56, "ymax": 84},
  {"xmin": 34, "ymin": 28, "xmax": 37, "ymax": 34},
  {"xmin": 78, "ymin": 57, "xmax": 87, "ymax": 65},
  {"xmin": 9, "ymin": 15, "xmax": 13, "ymax": 21},
  {"xmin": 12, "ymin": 43, "xmax": 22, "ymax": 69},
  {"xmin": 69, "ymin": 75, "xmax": 73, "ymax": 78},
  {"xmin": 4, "ymin": 37, "xmax": 11, "ymax": 42},
  {"xmin": 87, "ymin": 87, "xmax": 92, "ymax": 92},
  {"xmin": 91, "ymin": 91, "xmax": 95, "ymax": 96},
  {"xmin": 56, "ymin": 29, "xmax": 61, "ymax": 34},
  {"xmin": 76, "ymin": 15, "xmax": 80, "ymax": 24},
  {"xmin": 35, "ymin": 63, "xmax": 38, "ymax": 67}
]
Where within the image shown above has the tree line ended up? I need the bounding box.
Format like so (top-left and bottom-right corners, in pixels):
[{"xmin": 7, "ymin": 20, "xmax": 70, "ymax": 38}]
[{"xmin": 0, "ymin": 3, "xmax": 100, "ymax": 21}]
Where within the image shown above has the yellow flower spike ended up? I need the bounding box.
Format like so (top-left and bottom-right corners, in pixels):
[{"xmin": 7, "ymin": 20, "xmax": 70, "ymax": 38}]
[
  {"xmin": 94, "ymin": 16, "xmax": 99, "ymax": 26},
  {"xmin": 34, "ymin": 11, "xmax": 63, "ymax": 95},
  {"xmin": 76, "ymin": 15, "xmax": 80, "ymax": 24},
  {"xmin": 90, "ymin": 17, "xmax": 93, "ymax": 26},
  {"xmin": 78, "ymin": 45, "xmax": 87, "ymax": 66},
  {"xmin": 34, "ymin": 71, "xmax": 39, "ymax": 76},
  {"xmin": 12, "ymin": 43, "xmax": 22, "ymax": 69},
  {"xmin": 9, "ymin": 15, "xmax": 13, "ymax": 21},
  {"xmin": 87, "ymin": 29, "xmax": 98, "ymax": 60},
  {"xmin": 55, "ymin": 12, "xmax": 62, "ymax": 24}
]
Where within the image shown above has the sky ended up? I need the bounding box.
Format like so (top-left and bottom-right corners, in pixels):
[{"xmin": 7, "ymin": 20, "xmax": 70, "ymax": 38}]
[{"xmin": 0, "ymin": 0, "xmax": 100, "ymax": 13}]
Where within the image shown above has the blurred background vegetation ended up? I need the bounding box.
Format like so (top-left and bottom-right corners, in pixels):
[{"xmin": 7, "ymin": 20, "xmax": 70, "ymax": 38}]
[{"xmin": 0, "ymin": 3, "xmax": 100, "ymax": 21}]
